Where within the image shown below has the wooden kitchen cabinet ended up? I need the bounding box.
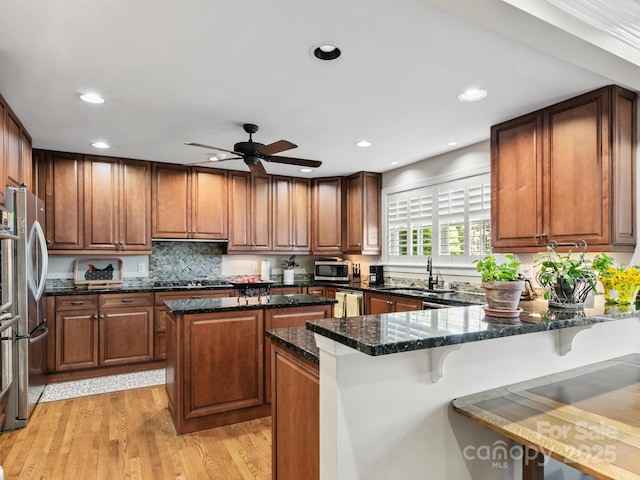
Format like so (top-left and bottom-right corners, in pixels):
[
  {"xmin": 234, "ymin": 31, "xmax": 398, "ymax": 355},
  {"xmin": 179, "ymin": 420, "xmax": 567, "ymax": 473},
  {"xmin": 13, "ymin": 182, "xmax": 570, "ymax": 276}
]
[
  {"xmin": 43, "ymin": 150, "xmax": 85, "ymax": 250},
  {"xmin": 152, "ymin": 164, "xmax": 228, "ymax": 240},
  {"xmin": 272, "ymin": 176, "xmax": 311, "ymax": 253},
  {"xmin": 99, "ymin": 293, "xmax": 154, "ymax": 366},
  {"xmin": 365, "ymin": 292, "xmax": 422, "ymax": 315},
  {"xmin": 54, "ymin": 295, "xmax": 99, "ymax": 371},
  {"xmin": 84, "ymin": 156, "xmax": 152, "ymax": 252},
  {"xmin": 264, "ymin": 304, "xmax": 331, "ymax": 403},
  {"xmin": 306, "ymin": 286, "xmax": 326, "ymax": 297},
  {"xmin": 345, "ymin": 172, "xmax": 382, "ymax": 255},
  {"xmin": 227, "ymin": 171, "xmax": 272, "ymax": 252},
  {"xmin": 53, "ymin": 293, "xmax": 156, "ymax": 372},
  {"xmin": 0, "ymin": 95, "xmax": 34, "ymax": 205},
  {"xmin": 312, "ymin": 176, "xmax": 345, "ymax": 254},
  {"xmin": 272, "ymin": 343, "xmax": 319, "ymax": 480},
  {"xmin": 491, "ymin": 85, "xmax": 637, "ymax": 252},
  {"xmin": 153, "ymin": 289, "xmax": 233, "ymax": 360}
]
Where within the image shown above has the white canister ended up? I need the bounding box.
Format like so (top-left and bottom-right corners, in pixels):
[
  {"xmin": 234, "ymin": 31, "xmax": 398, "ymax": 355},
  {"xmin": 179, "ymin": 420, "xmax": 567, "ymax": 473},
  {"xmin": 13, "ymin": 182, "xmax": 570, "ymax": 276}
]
[{"xmin": 283, "ymin": 269, "xmax": 294, "ymax": 285}]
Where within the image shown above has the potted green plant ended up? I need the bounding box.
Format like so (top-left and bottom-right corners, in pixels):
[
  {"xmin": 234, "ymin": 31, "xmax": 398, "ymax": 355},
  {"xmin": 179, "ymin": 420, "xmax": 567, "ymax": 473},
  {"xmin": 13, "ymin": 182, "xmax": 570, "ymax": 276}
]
[
  {"xmin": 592, "ymin": 253, "xmax": 640, "ymax": 304},
  {"xmin": 474, "ymin": 254, "xmax": 524, "ymax": 314},
  {"xmin": 535, "ymin": 247, "xmax": 596, "ymax": 309},
  {"xmin": 282, "ymin": 255, "xmax": 299, "ymax": 285}
]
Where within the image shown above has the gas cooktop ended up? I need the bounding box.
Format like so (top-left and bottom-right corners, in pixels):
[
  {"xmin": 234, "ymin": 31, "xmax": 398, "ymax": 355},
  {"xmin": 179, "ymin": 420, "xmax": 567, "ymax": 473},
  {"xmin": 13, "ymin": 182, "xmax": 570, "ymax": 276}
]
[{"xmin": 152, "ymin": 279, "xmax": 233, "ymax": 289}]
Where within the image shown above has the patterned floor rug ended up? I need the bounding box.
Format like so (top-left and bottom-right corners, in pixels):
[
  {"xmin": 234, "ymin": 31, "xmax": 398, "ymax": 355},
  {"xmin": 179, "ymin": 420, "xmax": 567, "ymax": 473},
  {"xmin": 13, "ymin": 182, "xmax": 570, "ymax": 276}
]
[{"xmin": 40, "ymin": 369, "xmax": 166, "ymax": 402}]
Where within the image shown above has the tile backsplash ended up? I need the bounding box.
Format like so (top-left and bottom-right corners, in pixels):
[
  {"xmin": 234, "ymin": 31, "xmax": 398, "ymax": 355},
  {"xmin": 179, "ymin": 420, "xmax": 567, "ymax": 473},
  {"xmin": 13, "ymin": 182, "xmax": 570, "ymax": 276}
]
[{"xmin": 150, "ymin": 241, "xmax": 224, "ymax": 280}]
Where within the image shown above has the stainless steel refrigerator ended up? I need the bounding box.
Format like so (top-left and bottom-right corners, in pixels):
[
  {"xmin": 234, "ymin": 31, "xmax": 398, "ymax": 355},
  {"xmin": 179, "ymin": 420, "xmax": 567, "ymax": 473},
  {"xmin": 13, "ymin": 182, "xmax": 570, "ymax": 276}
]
[{"xmin": 3, "ymin": 187, "xmax": 48, "ymax": 431}]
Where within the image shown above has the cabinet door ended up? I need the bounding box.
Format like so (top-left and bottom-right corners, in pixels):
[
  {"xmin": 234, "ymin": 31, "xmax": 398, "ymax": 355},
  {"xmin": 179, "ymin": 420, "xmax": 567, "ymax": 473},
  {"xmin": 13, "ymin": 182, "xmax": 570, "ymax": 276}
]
[
  {"xmin": 227, "ymin": 171, "xmax": 251, "ymax": 251},
  {"xmin": 45, "ymin": 151, "xmax": 84, "ymax": 250},
  {"xmin": 55, "ymin": 309, "xmax": 99, "ymax": 371},
  {"xmin": 251, "ymin": 174, "xmax": 272, "ymax": 251},
  {"xmin": 120, "ymin": 160, "xmax": 152, "ymax": 250},
  {"xmin": 272, "ymin": 345, "xmax": 319, "ymax": 480},
  {"xmin": 5, "ymin": 111, "xmax": 21, "ymax": 189},
  {"xmin": 544, "ymin": 89, "xmax": 609, "ymax": 246},
  {"xmin": 273, "ymin": 177, "xmax": 311, "ymax": 253},
  {"xmin": 21, "ymin": 131, "xmax": 33, "ymax": 194},
  {"xmin": 365, "ymin": 293, "xmax": 394, "ymax": 315},
  {"xmin": 346, "ymin": 172, "xmax": 381, "ymax": 255},
  {"xmin": 184, "ymin": 310, "xmax": 264, "ymax": 417},
  {"xmin": 84, "ymin": 156, "xmax": 119, "ymax": 250},
  {"xmin": 312, "ymin": 177, "xmax": 344, "ymax": 254},
  {"xmin": 99, "ymin": 306, "xmax": 154, "ymax": 366},
  {"xmin": 192, "ymin": 168, "xmax": 228, "ymax": 239},
  {"xmin": 264, "ymin": 305, "xmax": 331, "ymax": 403},
  {"xmin": 490, "ymin": 113, "xmax": 543, "ymax": 250},
  {"xmin": 393, "ymin": 296, "xmax": 423, "ymax": 312},
  {"xmin": 152, "ymin": 163, "xmax": 191, "ymax": 238}
]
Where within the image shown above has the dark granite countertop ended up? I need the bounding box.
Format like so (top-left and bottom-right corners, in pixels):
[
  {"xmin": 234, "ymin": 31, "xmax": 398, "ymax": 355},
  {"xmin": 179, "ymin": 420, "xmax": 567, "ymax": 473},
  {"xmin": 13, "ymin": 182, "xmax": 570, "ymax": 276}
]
[
  {"xmin": 266, "ymin": 327, "xmax": 320, "ymax": 365},
  {"xmin": 306, "ymin": 296, "xmax": 640, "ymax": 356},
  {"xmin": 164, "ymin": 293, "xmax": 337, "ymax": 315}
]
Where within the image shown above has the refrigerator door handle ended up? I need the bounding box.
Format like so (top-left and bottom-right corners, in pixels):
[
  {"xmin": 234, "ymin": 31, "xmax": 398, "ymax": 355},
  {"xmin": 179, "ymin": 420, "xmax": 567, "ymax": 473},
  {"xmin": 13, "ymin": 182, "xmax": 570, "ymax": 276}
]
[
  {"xmin": 0, "ymin": 315, "xmax": 20, "ymax": 335},
  {"xmin": 0, "ymin": 237, "xmax": 15, "ymax": 312},
  {"xmin": 29, "ymin": 323, "xmax": 48, "ymax": 344},
  {"xmin": 27, "ymin": 221, "xmax": 49, "ymax": 301}
]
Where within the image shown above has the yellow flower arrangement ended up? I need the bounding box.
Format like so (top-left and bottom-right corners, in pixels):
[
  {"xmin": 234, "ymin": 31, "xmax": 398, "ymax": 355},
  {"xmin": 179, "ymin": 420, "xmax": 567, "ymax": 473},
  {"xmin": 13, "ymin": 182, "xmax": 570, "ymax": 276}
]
[{"xmin": 592, "ymin": 253, "xmax": 640, "ymax": 304}]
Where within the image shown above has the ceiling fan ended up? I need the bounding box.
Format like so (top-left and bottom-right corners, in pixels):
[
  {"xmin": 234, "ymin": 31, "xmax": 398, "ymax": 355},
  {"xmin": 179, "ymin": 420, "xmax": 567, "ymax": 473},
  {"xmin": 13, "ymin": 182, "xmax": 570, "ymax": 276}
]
[{"xmin": 185, "ymin": 123, "xmax": 322, "ymax": 175}]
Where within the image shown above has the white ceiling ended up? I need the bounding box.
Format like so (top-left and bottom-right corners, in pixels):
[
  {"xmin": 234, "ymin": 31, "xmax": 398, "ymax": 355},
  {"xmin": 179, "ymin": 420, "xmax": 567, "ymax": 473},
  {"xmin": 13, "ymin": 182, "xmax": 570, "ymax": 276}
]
[{"xmin": 0, "ymin": 0, "xmax": 638, "ymax": 178}]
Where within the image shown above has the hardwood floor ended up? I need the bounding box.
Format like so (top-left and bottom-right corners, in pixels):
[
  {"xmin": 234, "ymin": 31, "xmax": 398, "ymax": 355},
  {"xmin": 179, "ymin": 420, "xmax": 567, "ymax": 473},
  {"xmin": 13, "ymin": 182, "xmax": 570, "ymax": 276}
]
[{"xmin": 0, "ymin": 386, "xmax": 272, "ymax": 479}]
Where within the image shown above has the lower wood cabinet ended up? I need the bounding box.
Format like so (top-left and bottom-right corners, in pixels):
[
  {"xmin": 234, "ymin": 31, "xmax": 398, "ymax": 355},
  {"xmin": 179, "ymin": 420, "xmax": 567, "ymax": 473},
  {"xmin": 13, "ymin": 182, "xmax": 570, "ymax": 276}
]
[
  {"xmin": 153, "ymin": 289, "xmax": 233, "ymax": 360},
  {"xmin": 364, "ymin": 292, "xmax": 423, "ymax": 315},
  {"xmin": 53, "ymin": 293, "xmax": 154, "ymax": 372},
  {"xmin": 272, "ymin": 343, "xmax": 319, "ymax": 480},
  {"xmin": 306, "ymin": 286, "xmax": 326, "ymax": 297},
  {"xmin": 264, "ymin": 304, "xmax": 332, "ymax": 403}
]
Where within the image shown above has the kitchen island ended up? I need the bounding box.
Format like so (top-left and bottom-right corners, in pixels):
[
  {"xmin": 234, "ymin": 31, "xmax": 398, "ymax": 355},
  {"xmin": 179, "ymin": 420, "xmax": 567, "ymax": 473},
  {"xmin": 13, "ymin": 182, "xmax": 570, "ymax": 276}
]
[
  {"xmin": 299, "ymin": 297, "xmax": 640, "ymax": 480},
  {"xmin": 164, "ymin": 293, "xmax": 335, "ymax": 434}
]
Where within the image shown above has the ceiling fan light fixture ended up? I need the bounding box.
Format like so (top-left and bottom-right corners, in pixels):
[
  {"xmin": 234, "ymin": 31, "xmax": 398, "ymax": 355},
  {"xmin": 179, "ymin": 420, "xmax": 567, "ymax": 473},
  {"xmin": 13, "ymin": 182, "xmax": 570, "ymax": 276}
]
[
  {"xmin": 458, "ymin": 88, "xmax": 488, "ymax": 102},
  {"xmin": 355, "ymin": 139, "xmax": 372, "ymax": 148},
  {"xmin": 80, "ymin": 93, "xmax": 105, "ymax": 104},
  {"xmin": 313, "ymin": 43, "xmax": 341, "ymax": 61},
  {"xmin": 91, "ymin": 141, "xmax": 110, "ymax": 149}
]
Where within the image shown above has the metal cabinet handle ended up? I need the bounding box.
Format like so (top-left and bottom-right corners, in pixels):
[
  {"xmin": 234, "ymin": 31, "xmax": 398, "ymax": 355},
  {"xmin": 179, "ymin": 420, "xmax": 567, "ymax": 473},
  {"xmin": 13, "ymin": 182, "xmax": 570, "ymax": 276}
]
[
  {"xmin": 120, "ymin": 298, "xmax": 134, "ymax": 303},
  {"xmin": 71, "ymin": 301, "xmax": 84, "ymax": 306},
  {"xmin": 191, "ymin": 295, "xmax": 203, "ymax": 299}
]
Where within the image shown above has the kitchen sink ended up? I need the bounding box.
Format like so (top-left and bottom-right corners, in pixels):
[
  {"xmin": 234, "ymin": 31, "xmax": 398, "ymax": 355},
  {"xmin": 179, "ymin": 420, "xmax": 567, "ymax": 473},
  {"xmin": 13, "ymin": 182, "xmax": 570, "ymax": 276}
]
[{"xmin": 377, "ymin": 287, "xmax": 455, "ymax": 295}]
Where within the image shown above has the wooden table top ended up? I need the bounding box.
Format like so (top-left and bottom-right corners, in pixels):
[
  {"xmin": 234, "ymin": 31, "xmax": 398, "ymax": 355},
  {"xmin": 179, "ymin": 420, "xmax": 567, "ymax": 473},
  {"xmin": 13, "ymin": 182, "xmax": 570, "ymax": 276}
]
[{"xmin": 452, "ymin": 354, "xmax": 640, "ymax": 480}]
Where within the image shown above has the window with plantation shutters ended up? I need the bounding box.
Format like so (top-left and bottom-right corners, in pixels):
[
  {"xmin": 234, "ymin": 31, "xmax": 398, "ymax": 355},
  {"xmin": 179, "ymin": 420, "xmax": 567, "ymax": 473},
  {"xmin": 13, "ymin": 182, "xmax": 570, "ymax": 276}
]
[{"xmin": 384, "ymin": 173, "xmax": 491, "ymax": 263}]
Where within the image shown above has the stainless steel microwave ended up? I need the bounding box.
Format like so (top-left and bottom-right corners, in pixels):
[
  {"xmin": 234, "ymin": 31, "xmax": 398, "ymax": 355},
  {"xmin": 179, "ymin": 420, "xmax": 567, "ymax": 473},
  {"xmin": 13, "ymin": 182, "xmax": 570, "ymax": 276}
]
[{"xmin": 314, "ymin": 260, "xmax": 350, "ymax": 281}]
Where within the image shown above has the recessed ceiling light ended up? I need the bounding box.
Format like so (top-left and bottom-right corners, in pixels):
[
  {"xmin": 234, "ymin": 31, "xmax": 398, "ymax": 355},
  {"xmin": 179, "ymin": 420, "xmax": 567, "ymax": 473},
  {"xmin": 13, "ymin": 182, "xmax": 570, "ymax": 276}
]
[
  {"xmin": 389, "ymin": 161, "xmax": 399, "ymax": 165},
  {"xmin": 208, "ymin": 156, "xmax": 219, "ymax": 162},
  {"xmin": 447, "ymin": 141, "xmax": 458, "ymax": 146},
  {"xmin": 355, "ymin": 140, "xmax": 372, "ymax": 148},
  {"xmin": 91, "ymin": 141, "xmax": 110, "ymax": 149},
  {"xmin": 300, "ymin": 168, "xmax": 313, "ymax": 173},
  {"xmin": 458, "ymin": 88, "xmax": 487, "ymax": 102},
  {"xmin": 312, "ymin": 43, "xmax": 341, "ymax": 61},
  {"xmin": 80, "ymin": 93, "xmax": 105, "ymax": 104}
]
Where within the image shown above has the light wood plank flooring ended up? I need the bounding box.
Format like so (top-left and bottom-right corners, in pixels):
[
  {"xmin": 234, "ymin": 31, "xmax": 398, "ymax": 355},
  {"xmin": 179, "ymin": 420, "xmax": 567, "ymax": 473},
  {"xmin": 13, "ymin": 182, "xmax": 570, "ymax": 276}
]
[{"xmin": 0, "ymin": 386, "xmax": 272, "ymax": 479}]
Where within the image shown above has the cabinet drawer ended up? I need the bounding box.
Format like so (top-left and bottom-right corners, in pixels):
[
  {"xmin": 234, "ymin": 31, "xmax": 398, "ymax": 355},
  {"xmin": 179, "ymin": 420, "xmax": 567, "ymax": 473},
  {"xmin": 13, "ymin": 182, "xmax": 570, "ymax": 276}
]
[
  {"xmin": 55, "ymin": 295, "xmax": 99, "ymax": 311},
  {"xmin": 154, "ymin": 289, "xmax": 233, "ymax": 305},
  {"xmin": 99, "ymin": 293, "xmax": 154, "ymax": 308}
]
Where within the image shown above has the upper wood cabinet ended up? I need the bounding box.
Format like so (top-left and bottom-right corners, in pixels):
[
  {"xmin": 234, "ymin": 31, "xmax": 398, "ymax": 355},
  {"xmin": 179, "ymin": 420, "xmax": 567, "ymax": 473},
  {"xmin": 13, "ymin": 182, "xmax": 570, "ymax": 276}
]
[
  {"xmin": 491, "ymin": 85, "xmax": 637, "ymax": 252},
  {"xmin": 272, "ymin": 176, "xmax": 311, "ymax": 253},
  {"xmin": 84, "ymin": 156, "xmax": 151, "ymax": 252},
  {"xmin": 0, "ymin": 94, "xmax": 34, "ymax": 204},
  {"xmin": 227, "ymin": 171, "xmax": 272, "ymax": 252},
  {"xmin": 43, "ymin": 150, "xmax": 85, "ymax": 250},
  {"xmin": 152, "ymin": 164, "xmax": 228, "ymax": 240},
  {"xmin": 345, "ymin": 172, "xmax": 382, "ymax": 255},
  {"xmin": 312, "ymin": 176, "xmax": 345, "ymax": 255}
]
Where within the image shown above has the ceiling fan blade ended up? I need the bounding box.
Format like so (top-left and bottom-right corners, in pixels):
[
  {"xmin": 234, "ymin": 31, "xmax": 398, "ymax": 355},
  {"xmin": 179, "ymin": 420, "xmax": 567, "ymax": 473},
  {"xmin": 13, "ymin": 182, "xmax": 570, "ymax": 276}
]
[
  {"xmin": 248, "ymin": 161, "xmax": 268, "ymax": 176},
  {"xmin": 256, "ymin": 140, "xmax": 297, "ymax": 156},
  {"xmin": 266, "ymin": 155, "xmax": 322, "ymax": 168},
  {"xmin": 184, "ymin": 142, "xmax": 241, "ymax": 156},
  {"xmin": 184, "ymin": 157, "xmax": 242, "ymax": 166}
]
